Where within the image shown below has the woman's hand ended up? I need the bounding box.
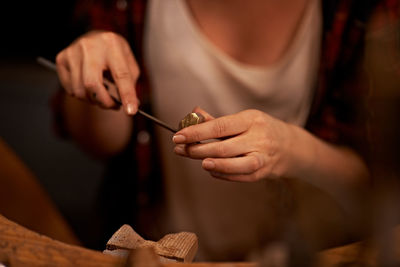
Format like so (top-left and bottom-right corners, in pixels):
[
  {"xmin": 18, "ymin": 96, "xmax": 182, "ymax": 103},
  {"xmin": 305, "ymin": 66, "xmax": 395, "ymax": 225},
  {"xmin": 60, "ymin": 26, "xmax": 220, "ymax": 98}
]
[
  {"xmin": 172, "ymin": 107, "xmax": 369, "ymax": 217},
  {"xmin": 172, "ymin": 107, "xmax": 295, "ymax": 182},
  {"xmin": 55, "ymin": 31, "xmax": 140, "ymax": 114}
]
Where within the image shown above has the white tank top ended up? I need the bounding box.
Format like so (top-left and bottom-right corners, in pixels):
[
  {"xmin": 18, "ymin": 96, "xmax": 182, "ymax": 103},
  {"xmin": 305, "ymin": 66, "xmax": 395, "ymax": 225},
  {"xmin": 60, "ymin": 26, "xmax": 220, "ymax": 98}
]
[{"xmin": 144, "ymin": 0, "xmax": 322, "ymax": 260}]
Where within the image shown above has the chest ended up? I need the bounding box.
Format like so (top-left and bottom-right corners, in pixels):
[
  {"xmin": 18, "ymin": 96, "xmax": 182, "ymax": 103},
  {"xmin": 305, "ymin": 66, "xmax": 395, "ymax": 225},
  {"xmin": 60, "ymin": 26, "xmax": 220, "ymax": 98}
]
[
  {"xmin": 185, "ymin": 0, "xmax": 310, "ymax": 66},
  {"xmin": 145, "ymin": 0, "xmax": 321, "ymax": 127}
]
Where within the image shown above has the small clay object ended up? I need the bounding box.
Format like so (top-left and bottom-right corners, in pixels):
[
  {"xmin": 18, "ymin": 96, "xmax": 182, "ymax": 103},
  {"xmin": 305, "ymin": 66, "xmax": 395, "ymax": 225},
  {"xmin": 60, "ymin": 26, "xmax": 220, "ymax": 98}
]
[{"xmin": 178, "ymin": 112, "xmax": 205, "ymax": 130}]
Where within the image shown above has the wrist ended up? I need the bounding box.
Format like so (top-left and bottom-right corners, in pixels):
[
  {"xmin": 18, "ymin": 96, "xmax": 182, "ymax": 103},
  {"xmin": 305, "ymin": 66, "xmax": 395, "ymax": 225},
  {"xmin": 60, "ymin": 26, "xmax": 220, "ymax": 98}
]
[{"xmin": 279, "ymin": 124, "xmax": 316, "ymax": 180}]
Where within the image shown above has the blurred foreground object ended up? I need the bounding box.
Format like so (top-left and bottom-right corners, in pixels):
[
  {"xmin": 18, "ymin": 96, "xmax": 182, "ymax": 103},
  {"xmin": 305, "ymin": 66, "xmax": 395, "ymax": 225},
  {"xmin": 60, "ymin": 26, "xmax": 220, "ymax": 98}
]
[
  {"xmin": 0, "ymin": 214, "xmax": 256, "ymax": 266},
  {"xmin": 316, "ymin": 225, "xmax": 400, "ymax": 266},
  {"xmin": 0, "ymin": 214, "xmax": 123, "ymax": 266},
  {"xmin": 0, "ymin": 138, "xmax": 80, "ymax": 245},
  {"xmin": 2, "ymin": 212, "xmax": 400, "ymax": 266},
  {"xmin": 364, "ymin": 5, "xmax": 400, "ymax": 266}
]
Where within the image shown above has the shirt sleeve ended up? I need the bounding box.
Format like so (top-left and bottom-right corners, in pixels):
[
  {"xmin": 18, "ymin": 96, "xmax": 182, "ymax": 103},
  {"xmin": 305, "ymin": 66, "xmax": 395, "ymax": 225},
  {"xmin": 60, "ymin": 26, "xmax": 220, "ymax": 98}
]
[{"xmin": 306, "ymin": 0, "xmax": 400, "ymax": 165}]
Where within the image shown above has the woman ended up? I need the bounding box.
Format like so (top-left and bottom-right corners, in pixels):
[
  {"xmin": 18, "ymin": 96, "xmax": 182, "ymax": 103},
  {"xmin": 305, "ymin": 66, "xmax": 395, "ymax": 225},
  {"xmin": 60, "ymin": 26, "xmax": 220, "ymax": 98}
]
[{"xmin": 53, "ymin": 0, "xmax": 398, "ymax": 261}]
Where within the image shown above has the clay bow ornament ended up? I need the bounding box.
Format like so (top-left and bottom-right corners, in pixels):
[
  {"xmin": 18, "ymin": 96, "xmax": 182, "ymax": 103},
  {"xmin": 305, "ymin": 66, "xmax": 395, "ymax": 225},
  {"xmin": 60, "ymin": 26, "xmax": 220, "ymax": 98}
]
[{"xmin": 103, "ymin": 225, "xmax": 198, "ymax": 263}]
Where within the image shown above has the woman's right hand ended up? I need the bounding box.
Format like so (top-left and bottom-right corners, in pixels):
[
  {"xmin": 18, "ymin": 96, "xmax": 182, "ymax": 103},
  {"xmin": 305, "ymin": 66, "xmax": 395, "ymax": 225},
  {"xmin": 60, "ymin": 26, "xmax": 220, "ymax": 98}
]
[{"xmin": 55, "ymin": 31, "xmax": 140, "ymax": 115}]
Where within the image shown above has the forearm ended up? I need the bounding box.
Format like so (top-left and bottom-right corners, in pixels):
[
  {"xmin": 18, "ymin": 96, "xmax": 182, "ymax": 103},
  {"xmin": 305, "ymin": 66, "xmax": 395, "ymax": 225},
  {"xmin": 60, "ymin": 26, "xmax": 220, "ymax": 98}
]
[
  {"xmin": 61, "ymin": 94, "xmax": 133, "ymax": 159},
  {"xmin": 285, "ymin": 124, "xmax": 370, "ymax": 215}
]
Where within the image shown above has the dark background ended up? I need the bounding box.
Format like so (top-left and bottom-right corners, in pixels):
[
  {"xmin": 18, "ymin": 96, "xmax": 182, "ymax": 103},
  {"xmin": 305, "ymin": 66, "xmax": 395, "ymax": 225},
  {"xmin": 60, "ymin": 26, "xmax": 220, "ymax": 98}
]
[
  {"xmin": 0, "ymin": 1, "xmax": 108, "ymax": 249},
  {"xmin": 1, "ymin": 1, "xmax": 83, "ymax": 60}
]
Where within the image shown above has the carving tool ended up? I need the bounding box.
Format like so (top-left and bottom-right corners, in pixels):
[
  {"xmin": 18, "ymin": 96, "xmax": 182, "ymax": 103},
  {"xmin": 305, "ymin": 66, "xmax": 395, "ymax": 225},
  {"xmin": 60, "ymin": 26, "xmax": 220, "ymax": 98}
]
[{"xmin": 37, "ymin": 57, "xmax": 178, "ymax": 133}]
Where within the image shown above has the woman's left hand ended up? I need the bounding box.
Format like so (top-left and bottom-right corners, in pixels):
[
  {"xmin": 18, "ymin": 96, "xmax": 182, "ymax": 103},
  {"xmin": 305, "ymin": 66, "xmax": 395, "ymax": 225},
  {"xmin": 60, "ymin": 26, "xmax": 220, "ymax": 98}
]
[{"xmin": 172, "ymin": 107, "xmax": 295, "ymax": 182}]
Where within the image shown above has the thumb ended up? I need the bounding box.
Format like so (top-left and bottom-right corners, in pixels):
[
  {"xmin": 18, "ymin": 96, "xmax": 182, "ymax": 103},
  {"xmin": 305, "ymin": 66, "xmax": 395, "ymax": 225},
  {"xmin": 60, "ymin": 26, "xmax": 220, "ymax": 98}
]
[{"xmin": 192, "ymin": 106, "xmax": 214, "ymax": 122}]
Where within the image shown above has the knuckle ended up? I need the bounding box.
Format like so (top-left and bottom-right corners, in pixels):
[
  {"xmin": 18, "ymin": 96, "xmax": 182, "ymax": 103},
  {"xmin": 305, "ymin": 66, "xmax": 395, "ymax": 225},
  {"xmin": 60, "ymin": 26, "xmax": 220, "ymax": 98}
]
[
  {"xmin": 102, "ymin": 31, "xmax": 119, "ymax": 41},
  {"xmin": 65, "ymin": 47, "xmax": 75, "ymax": 58},
  {"xmin": 253, "ymin": 113, "xmax": 266, "ymax": 125},
  {"xmin": 248, "ymin": 109, "xmax": 262, "ymax": 117},
  {"xmin": 213, "ymin": 120, "xmax": 227, "ymax": 137},
  {"xmin": 114, "ymin": 70, "xmax": 131, "ymax": 81},
  {"xmin": 78, "ymin": 39, "xmax": 91, "ymax": 53},
  {"xmin": 79, "ymin": 34, "xmax": 103, "ymax": 52},
  {"xmin": 243, "ymin": 109, "xmax": 266, "ymax": 126},
  {"xmin": 74, "ymin": 90, "xmax": 86, "ymax": 99},
  {"xmin": 185, "ymin": 145, "xmax": 194, "ymax": 157},
  {"xmin": 83, "ymin": 78, "xmax": 100, "ymax": 90},
  {"xmin": 71, "ymin": 83, "xmax": 85, "ymax": 98},
  {"xmin": 55, "ymin": 51, "xmax": 65, "ymax": 66},
  {"xmin": 249, "ymin": 156, "xmax": 262, "ymax": 172},
  {"xmin": 192, "ymin": 131, "xmax": 203, "ymax": 143},
  {"xmin": 77, "ymin": 35, "xmax": 88, "ymax": 43},
  {"xmin": 103, "ymin": 32, "xmax": 125, "ymax": 48},
  {"xmin": 216, "ymin": 144, "xmax": 228, "ymax": 157}
]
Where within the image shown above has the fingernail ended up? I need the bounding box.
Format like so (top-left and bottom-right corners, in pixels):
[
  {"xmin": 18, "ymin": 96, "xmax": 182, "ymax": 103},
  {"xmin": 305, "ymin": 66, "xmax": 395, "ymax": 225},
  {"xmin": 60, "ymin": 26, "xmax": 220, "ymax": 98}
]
[
  {"xmin": 174, "ymin": 145, "xmax": 185, "ymax": 155},
  {"xmin": 126, "ymin": 103, "xmax": 137, "ymax": 115},
  {"xmin": 172, "ymin": 134, "xmax": 186, "ymax": 143},
  {"xmin": 202, "ymin": 159, "xmax": 215, "ymax": 170}
]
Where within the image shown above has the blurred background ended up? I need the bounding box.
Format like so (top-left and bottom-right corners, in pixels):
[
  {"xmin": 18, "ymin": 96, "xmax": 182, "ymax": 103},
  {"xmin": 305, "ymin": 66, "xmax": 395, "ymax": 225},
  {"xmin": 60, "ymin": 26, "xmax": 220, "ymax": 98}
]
[{"xmin": 0, "ymin": 1, "xmax": 107, "ymax": 248}]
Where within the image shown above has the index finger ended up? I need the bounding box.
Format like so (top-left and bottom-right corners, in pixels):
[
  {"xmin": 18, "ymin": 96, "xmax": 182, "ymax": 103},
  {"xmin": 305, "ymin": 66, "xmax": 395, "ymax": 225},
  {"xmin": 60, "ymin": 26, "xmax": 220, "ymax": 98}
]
[
  {"xmin": 107, "ymin": 50, "xmax": 139, "ymax": 115},
  {"xmin": 173, "ymin": 112, "xmax": 250, "ymax": 144}
]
